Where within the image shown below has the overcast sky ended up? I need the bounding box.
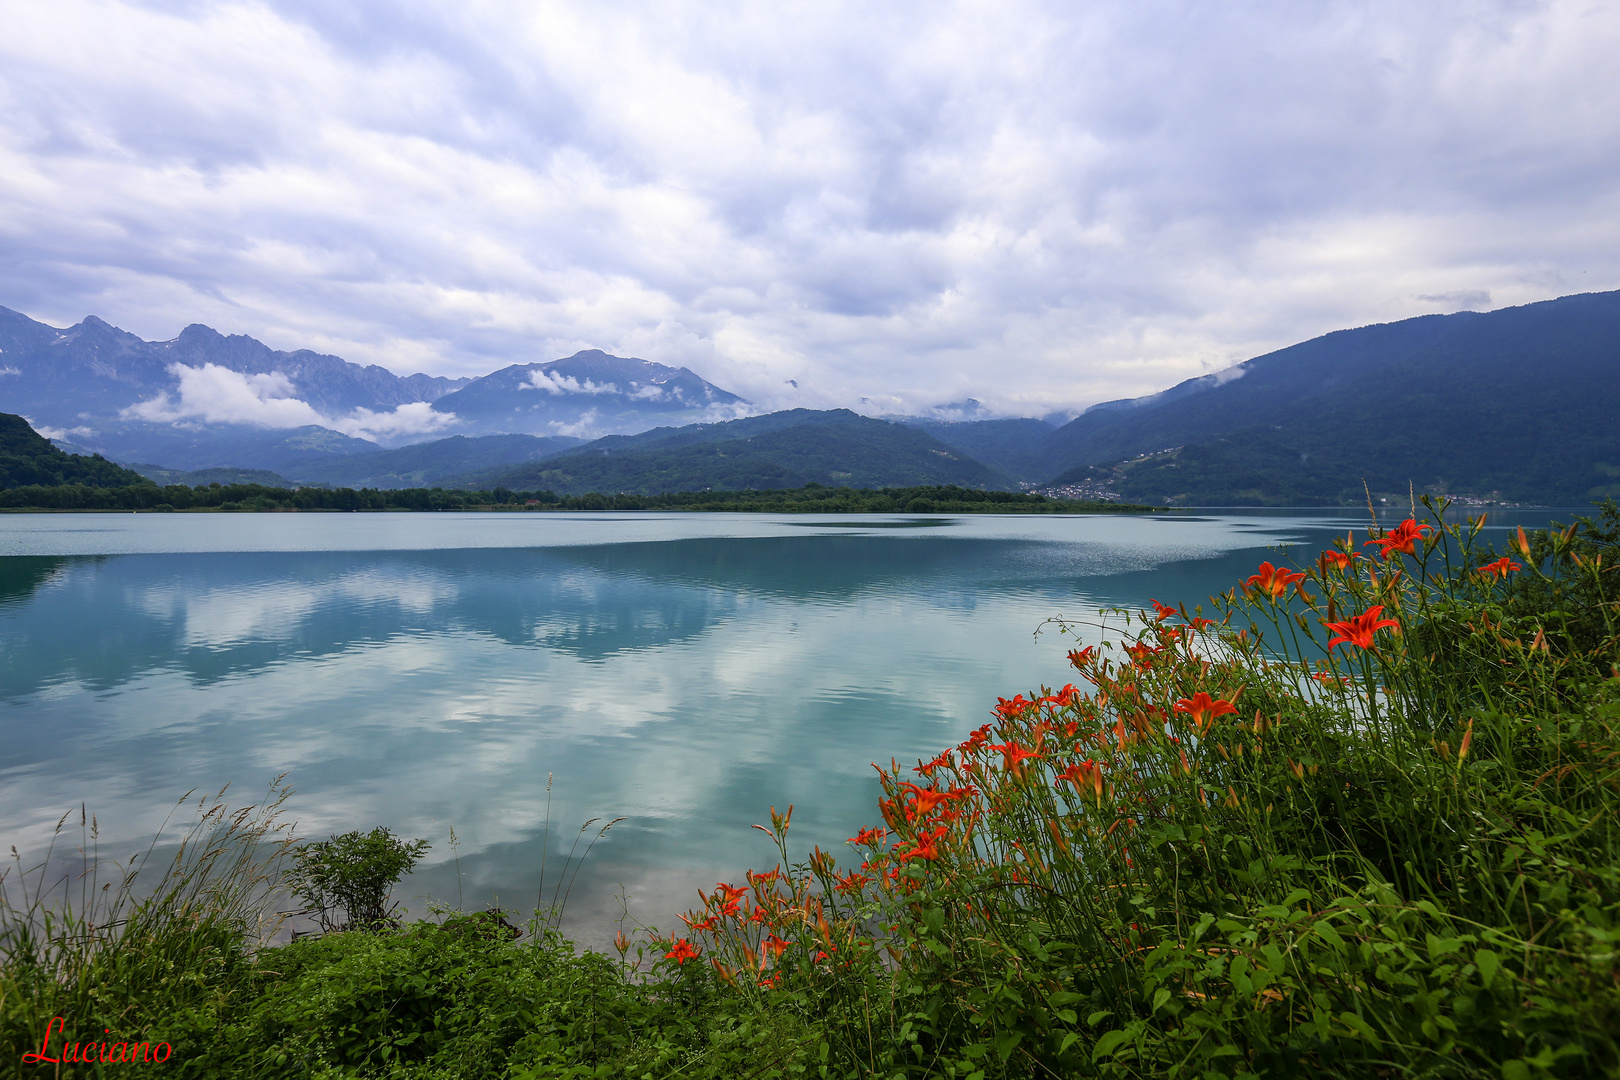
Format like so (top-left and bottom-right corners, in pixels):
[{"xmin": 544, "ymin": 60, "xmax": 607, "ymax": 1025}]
[{"xmin": 3, "ymin": 0, "xmax": 1618, "ymax": 417}]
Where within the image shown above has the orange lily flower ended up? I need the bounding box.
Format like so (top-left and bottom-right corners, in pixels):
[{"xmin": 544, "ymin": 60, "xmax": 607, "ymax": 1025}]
[
  {"xmin": 1055, "ymin": 759, "xmax": 1106, "ymax": 799},
  {"xmin": 986, "ymin": 742, "xmax": 1040, "ymax": 770},
  {"xmin": 665, "ymin": 938, "xmax": 700, "ymax": 964},
  {"xmin": 1323, "ymin": 605, "xmax": 1401, "ymax": 649},
  {"xmin": 1245, "ymin": 561, "xmax": 1307, "ymax": 600},
  {"xmin": 1319, "ymin": 549, "xmax": 1355, "ymax": 572},
  {"xmin": 1174, "ymin": 691, "xmax": 1238, "ymax": 733},
  {"xmin": 1364, "ymin": 518, "xmax": 1433, "ymax": 561}
]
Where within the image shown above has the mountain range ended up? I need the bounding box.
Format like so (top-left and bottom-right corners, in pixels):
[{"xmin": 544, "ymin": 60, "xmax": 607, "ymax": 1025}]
[
  {"xmin": 0, "ymin": 306, "xmax": 747, "ymax": 466},
  {"xmin": 3, "ymin": 290, "xmax": 1617, "ymax": 505},
  {"xmin": 470, "ymin": 409, "xmax": 1008, "ymax": 494},
  {"xmin": 1037, "ymin": 289, "xmax": 1620, "ymax": 505}
]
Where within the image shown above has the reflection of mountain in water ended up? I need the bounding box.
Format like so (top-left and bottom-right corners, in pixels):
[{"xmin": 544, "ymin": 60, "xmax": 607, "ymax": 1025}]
[
  {"xmin": 0, "ymin": 536, "xmax": 1053, "ymax": 697},
  {"xmin": 0, "ymin": 556, "xmax": 74, "ymax": 609}
]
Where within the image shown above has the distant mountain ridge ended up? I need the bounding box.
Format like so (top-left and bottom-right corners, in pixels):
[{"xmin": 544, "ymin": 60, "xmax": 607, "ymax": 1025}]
[
  {"xmin": 284, "ymin": 434, "xmax": 585, "ymax": 488},
  {"xmin": 474, "ymin": 409, "xmax": 1012, "ymax": 494},
  {"xmin": 0, "ymin": 307, "xmax": 467, "ymax": 424},
  {"xmin": 5, "ymin": 289, "xmax": 1618, "ymax": 506},
  {"xmin": 0, "ymin": 307, "xmax": 751, "ymax": 467},
  {"xmin": 430, "ymin": 350, "xmax": 749, "ymax": 434},
  {"xmin": 1040, "ymin": 290, "xmax": 1620, "ymax": 505}
]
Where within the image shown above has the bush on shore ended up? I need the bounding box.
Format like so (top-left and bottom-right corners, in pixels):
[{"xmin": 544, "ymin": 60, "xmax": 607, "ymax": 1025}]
[{"xmin": 2, "ymin": 500, "xmax": 1616, "ymax": 1078}]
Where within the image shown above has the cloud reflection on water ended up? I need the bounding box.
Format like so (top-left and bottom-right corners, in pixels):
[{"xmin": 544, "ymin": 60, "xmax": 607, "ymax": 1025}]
[{"xmin": 6, "ymin": 509, "xmax": 1511, "ymax": 943}]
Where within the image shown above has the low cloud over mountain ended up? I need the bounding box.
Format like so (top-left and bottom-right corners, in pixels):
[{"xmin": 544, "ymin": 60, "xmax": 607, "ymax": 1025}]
[
  {"xmin": 0, "ymin": 306, "xmax": 751, "ymax": 467},
  {"xmin": 122, "ymin": 363, "xmax": 457, "ymax": 443}
]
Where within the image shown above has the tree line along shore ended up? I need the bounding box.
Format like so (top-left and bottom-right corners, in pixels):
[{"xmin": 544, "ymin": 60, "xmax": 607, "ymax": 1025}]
[{"xmin": 0, "ymin": 480, "xmax": 1156, "ymax": 514}]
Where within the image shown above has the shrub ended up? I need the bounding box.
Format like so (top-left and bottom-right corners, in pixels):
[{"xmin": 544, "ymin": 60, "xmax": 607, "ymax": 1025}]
[{"xmin": 289, "ymin": 827, "xmax": 431, "ymax": 932}]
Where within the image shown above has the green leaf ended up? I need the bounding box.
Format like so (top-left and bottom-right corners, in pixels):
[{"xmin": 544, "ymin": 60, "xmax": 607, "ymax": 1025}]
[
  {"xmin": 1339, "ymin": 1012, "xmax": 1380, "ymax": 1045},
  {"xmin": 1475, "ymin": 949, "xmax": 1501, "ymax": 988},
  {"xmin": 1092, "ymin": 1030, "xmax": 1131, "ymax": 1060},
  {"xmin": 1086, "ymin": 1010, "xmax": 1113, "ymax": 1027},
  {"xmin": 1314, "ymin": 921, "xmax": 1346, "ymax": 950},
  {"xmin": 1151, "ymin": 988, "xmax": 1172, "ymax": 1015}
]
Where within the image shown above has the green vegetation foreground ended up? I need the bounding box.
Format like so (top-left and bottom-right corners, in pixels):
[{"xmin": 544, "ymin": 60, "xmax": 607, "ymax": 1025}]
[{"xmin": 2, "ymin": 502, "xmax": 1617, "ymax": 1078}]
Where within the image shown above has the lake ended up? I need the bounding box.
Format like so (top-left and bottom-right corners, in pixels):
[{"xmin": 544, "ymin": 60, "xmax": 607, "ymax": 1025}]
[{"xmin": 0, "ymin": 507, "xmax": 1562, "ymax": 947}]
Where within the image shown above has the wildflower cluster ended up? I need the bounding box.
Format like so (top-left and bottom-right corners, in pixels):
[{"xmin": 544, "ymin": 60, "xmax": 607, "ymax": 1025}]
[{"xmin": 696, "ymin": 499, "xmax": 1620, "ymax": 1078}]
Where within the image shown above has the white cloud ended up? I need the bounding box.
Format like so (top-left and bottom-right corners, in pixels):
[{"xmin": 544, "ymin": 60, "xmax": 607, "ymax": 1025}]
[
  {"xmin": 546, "ymin": 409, "xmax": 602, "ymax": 438},
  {"xmin": 336, "ymin": 401, "xmax": 458, "ymax": 442},
  {"xmin": 1, "ymin": 0, "xmax": 1618, "ymax": 414},
  {"xmin": 122, "ymin": 363, "xmax": 458, "ymax": 441},
  {"xmin": 26, "ymin": 420, "xmax": 95, "ymax": 442},
  {"xmin": 525, "ymin": 369, "xmax": 615, "ymax": 395},
  {"xmin": 0, "ymin": 366, "xmax": 19, "ymax": 376},
  {"xmin": 126, "ymin": 364, "xmax": 326, "ymax": 428}
]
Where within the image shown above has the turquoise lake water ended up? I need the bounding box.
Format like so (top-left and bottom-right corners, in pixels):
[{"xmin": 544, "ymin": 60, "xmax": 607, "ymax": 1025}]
[{"xmin": 0, "ymin": 508, "xmax": 1563, "ymax": 944}]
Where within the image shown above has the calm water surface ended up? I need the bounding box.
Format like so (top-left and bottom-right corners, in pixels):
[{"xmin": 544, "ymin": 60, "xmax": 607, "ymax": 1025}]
[{"xmin": 0, "ymin": 508, "xmax": 1559, "ymax": 943}]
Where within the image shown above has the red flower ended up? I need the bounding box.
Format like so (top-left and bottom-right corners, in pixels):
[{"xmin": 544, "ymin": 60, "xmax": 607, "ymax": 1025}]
[
  {"xmin": 1067, "ymin": 646, "xmax": 1097, "ymax": 669},
  {"xmin": 901, "ymin": 785, "xmax": 953, "ymax": 818},
  {"xmin": 1476, "ymin": 556, "xmax": 1522, "ymax": 579},
  {"xmin": 1055, "ymin": 759, "xmax": 1105, "ymax": 799},
  {"xmin": 1149, "ymin": 599, "xmax": 1178, "ymax": 622},
  {"xmin": 834, "ymin": 870, "xmax": 871, "ymax": 893},
  {"xmin": 665, "ymin": 938, "xmax": 700, "ymax": 964},
  {"xmin": 986, "ymin": 742, "xmax": 1040, "ymax": 770},
  {"xmin": 1245, "ymin": 561, "xmax": 1306, "ymax": 600},
  {"xmin": 680, "ymin": 912, "xmax": 721, "ymax": 933},
  {"xmin": 1126, "ymin": 642, "xmax": 1162, "ymax": 665},
  {"xmin": 848, "ymin": 826, "xmax": 889, "ymax": 847},
  {"xmin": 1323, "ymin": 605, "xmax": 1401, "ymax": 650},
  {"xmin": 1174, "ymin": 692, "xmax": 1238, "ymax": 732},
  {"xmin": 1364, "ymin": 518, "xmax": 1433, "ymax": 561},
  {"xmin": 1050, "ymin": 684, "xmax": 1081, "ymax": 708},
  {"xmin": 994, "ymin": 694, "xmax": 1034, "ymax": 719},
  {"xmin": 1319, "ymin": 550, "xmax": 1355, "ymax": 572}
]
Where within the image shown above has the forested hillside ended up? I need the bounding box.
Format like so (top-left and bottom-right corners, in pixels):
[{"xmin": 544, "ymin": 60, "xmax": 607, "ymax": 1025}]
[
  {"xmin": 0, "ymin": 413, "xmax": 146, "ymax": 489},
  {"xmin": 479, "ymin": 409, "xmax": 1011, "ymax": 494}
]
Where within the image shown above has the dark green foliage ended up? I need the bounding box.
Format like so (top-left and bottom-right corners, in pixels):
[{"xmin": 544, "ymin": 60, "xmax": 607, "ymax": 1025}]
[
  {"xmin": 0, "ymin": 413, "xmax": 146, "ymax": 489},
  {"xmin": 1502, "ymin": 498, "xmax": 1620, "ymax": 671},
  {"xmin": 290, "ymin": 828, "xmax": 431, "ymax": 932},
  {"xmin": 188, "ymin": 922, "xmax": 814, "ymax": 1079}
]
